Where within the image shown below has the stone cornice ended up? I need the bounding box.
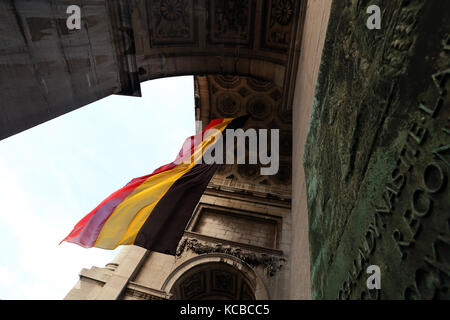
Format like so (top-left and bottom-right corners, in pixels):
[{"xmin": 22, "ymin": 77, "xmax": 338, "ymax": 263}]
[
  {"xmin": 177, "ymin": 233, "xmax": 286, "ymax": 277},
  {"xmin": 125, "ymin": 281, "xmax": 171, "ymax": 300}
]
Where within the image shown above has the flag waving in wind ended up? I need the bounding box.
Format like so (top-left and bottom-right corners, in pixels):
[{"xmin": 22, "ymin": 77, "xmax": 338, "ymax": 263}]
[{"xmin": 61, "ymin": 116, "xmax": 249, "ymax": 255}]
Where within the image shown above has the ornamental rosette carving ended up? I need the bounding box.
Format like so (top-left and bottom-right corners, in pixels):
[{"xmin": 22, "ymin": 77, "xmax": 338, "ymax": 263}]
[
  {"xmin": 271, "ymin": 0, "xmax": 294, "ymax": 26},
  {"xmin": 160, "ymin": 0, "xmax": 184, "ymax": 21},
  {"xmin": 150, "ymin": 0, "xmax": 194, "ymax": 44}
]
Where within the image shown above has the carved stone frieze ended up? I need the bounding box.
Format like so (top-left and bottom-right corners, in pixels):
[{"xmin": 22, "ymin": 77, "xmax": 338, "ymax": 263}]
[
  {"xmin": 124, "ymin": 288, "xmax": 166, "ymax": 300},
  {"xmin": 209, "ymin": 0, "xmax": 252, "ymax": 45},
  {"xmin": 262, "ymin": 0, "xmax": 297, "ymax": 50},
  {"xmin": 196, "ymin": 74, "xmax": 292, "ymax": 192},
  {"xmin": 176, "ymin": 238, "xmax": 286, "ymax": 277},
  {"xmin": 148, "ymin": 0, "xmax": 196, "ymax": 45}
]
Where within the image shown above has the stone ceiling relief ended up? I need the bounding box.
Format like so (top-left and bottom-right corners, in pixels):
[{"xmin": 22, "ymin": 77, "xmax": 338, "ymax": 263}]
[
  {"xmin": 132, "ymin": 0, "xmax": 305, "ymax": 108},
  {"xmin": 208, "ymin": 0, "xmax": 255, "ymax": 46},
  {"xmin": 170, "ymin": 262, "xmax": 256, "ymax": 300},
  {"xmin": 0, "ymin": 0, "xmax": 305, "ymax": 140},
  {"xmin": 195, "ymin": 75, "xmax": 292, "ymax": 195}
]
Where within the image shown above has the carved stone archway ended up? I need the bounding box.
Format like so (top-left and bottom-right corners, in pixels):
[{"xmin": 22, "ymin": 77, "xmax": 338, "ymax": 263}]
[
  {"xmin": 169, "ymin": 262, "xmax": 255, "ymax": 300},
  {"xmin": 0, "ymin": 0, "xmax": 305, "ymax": 140},
  {"xmin": 162, "ymin": 253, "xmax": 270, "ymax": 300}
]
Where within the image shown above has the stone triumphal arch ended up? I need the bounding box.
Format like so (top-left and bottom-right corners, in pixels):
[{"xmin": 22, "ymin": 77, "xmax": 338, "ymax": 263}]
[{"xmin": 2, "ymin": 0, "xmax": 448, "ymax": 299}]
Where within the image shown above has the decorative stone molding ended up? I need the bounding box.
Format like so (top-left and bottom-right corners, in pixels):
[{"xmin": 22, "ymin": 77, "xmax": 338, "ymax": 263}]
[
  {"xmin": 216, "ymin": 92, "xmax": 241, "ymax": 117},
  {"xmin": 247, "ymin": 96, "xmax": 272, "ymax": 120},
  {"xmin": 176, "ymin": 237, "xmax": 286, "ymax": 277},
  {"xmin": 209, "ymin": 0, "xmax": 252, "ymax": 44},
  {"xmin": 196, "ymin": 75, "xmax": 293, "ymax": 192},
  {"xmin": 148, "ymin": 0, "xmax": 196, "ymax": 45},
  {"xmin": 125, "ymin": 281, "xmax": 172, "ymax": 300}
]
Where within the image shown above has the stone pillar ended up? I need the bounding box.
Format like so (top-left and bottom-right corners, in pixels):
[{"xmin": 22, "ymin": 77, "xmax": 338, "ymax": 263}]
[
  {"xmin": 95, "ymin": 246, "xmax": 147, "ymax": 300},
  {"xmin": 65, "ymin": 245, "xmax": 147, "ymax": 300},
  {"xmin": 290, "ymin": 0, "xmax": 332, "ymax": 300},
  {"xmin": 303, "ymin": 0, "xmax": 450, "ymax": 299}
]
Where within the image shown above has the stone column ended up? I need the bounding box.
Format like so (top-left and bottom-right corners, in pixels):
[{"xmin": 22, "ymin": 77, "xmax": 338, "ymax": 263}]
[{"xmin": 290, "ymin": 0, "xmax": 332, "ymax": 300}]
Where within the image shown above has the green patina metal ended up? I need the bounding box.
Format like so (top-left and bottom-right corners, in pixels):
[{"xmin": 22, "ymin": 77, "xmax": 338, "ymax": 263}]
[{"xmin": 304, "ymin": 0, "xmax": 450, "ymax": 299}]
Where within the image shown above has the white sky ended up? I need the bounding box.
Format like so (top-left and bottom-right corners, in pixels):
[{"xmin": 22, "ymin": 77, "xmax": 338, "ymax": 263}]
[{"xmin": 0, "ymin": 76, "xmax": 195, "ymax": 299}]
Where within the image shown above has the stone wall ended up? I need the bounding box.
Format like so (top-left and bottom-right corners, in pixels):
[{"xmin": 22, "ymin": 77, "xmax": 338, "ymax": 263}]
[
  {"xmin": 0, "ymin": 0, "xmax": 136, "ymax": 140},
  {"xmin": 1, "ymin": 0, "xmax": 305, "ymax": 141},
  {"xmin": 304, "ymin": 0, "xmax": 450, "ymax": 299},
  {"xmin": 290, "ymin": 0, "xmax": 332, "ymax": 300},
  {"xmin": 192, "ymin": 209, "xmax": 278, "ymax": 248}
]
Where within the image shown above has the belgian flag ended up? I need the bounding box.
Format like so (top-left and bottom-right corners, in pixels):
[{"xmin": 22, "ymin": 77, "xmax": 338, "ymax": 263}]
[{"xmin": 61, "ymin": 116, "xmax": 248, "ymax": 255}]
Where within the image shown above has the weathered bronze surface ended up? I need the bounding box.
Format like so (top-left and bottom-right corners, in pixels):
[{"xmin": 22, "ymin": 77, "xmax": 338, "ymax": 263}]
[{"xmin": 304, "ymin": 0, "xmax": 450, "ymax": 299}]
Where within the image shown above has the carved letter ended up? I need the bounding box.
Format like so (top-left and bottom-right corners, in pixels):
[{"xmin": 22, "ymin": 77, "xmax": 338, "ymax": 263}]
[
  {"xmin": 364, "ymin": 229, "xmax": 376, "ymax": 255},
  {"xmin": 393, "ymin": 229, "xmax": 414, "ymax": 259},
  {"xmin": 409, "ymin": 122, "xmax": 427, "ymax": 145},
  {"xmin": 423, "ymin": 162, "xmax": 446, "ymax": 194},
  {"xmin": 411, "ymin": 189, "xmax": 432, "ymax": 218},
  {"xmin": 433, "ymin": 144, "xmax": 450, "ymax": 169},
  {"xmin": 419, "ymin": 99, "xmax": 442, "ymax": 118},
  {"xmin": 403, "ymin": 209, "xmax": 421, "ymax": 239},
  {"xmin": 424, "ymin": 235, "xmax": 450, "ymax": 276},
  {"xmin": 371, "ymin": 212, "xmax": 386, "ymax": 238},
  {"xmin": 392, "ymin": 168, "xmax": 406, "ymax": 191}
]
